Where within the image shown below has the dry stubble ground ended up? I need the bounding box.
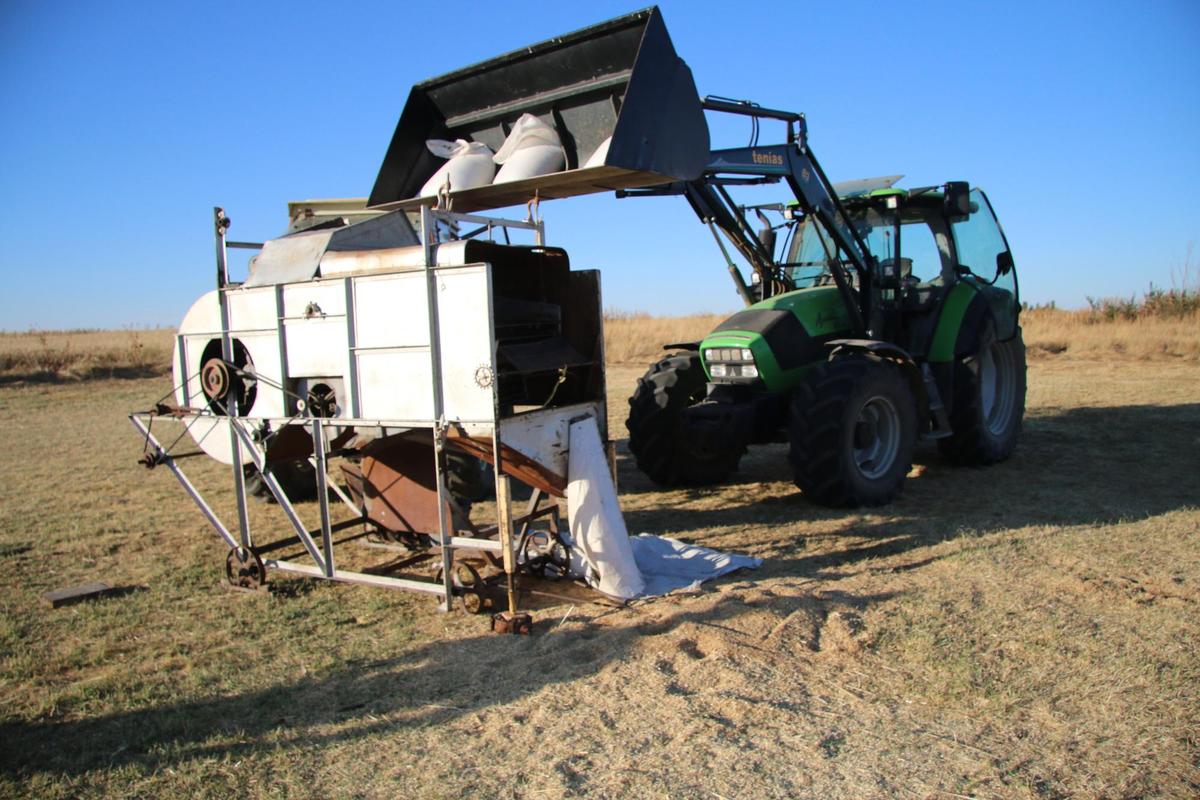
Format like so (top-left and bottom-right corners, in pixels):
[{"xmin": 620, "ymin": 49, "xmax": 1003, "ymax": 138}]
[{"xmin": 0, "ymin": 338, "xmax": 1198, "ymax": 798}]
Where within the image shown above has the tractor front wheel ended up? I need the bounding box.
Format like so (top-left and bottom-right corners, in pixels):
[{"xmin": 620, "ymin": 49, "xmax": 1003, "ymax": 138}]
[
  {"xmin": 626, "ymin": 353, "xmax": 745, "ymax": 486},
  {"xmin": 938, "ymin": 323, "xmax": 1026, "ymax": 465},
  {"xmin": 788, "ymin": 357, "xmax": 917, "ymax": 507}
]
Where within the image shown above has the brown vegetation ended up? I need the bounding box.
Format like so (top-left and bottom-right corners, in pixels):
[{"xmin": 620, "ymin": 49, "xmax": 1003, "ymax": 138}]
[
  {"xmin": 0, "ymin": 329, "xmax": 173, "ymax": 383},
  {"xmin": 604, "ymin": 304, "xmax": 1200, "ymax": 366}
]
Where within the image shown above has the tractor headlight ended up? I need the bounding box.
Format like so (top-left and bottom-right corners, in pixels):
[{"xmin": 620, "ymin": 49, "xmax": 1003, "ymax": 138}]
[{"xmin": 704, "ymin": 346, "xmax": 759, "ymax": 380}]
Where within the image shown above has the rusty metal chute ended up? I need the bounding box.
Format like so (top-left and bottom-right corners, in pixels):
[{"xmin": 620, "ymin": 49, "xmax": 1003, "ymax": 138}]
[{"xmin": 367, "ymin": 6, "xmax": 710, "ymax": 212}]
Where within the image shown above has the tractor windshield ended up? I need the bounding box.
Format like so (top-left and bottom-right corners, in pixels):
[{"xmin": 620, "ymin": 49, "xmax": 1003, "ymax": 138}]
[
  {"xmin": 785, "ymin": 201, "xmax": 953, "ymax": 289},
  {"xmin": 783, "ymin": 216, "xmax": 851, "ymax": 288},
  {"xmin": 783, "ymin": 208, "xmax": 890, "ymax": 289}
]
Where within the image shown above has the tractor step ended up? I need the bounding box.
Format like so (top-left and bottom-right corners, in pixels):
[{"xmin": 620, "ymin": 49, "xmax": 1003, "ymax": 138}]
[{"xmin": 922, "ymin": 364, "xmax": 954, "ymax": 440}]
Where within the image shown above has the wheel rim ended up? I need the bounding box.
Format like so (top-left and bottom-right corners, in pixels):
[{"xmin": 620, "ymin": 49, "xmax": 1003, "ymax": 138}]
[
  {"xmin": 853, "ymin": 396, "xmax": 901, "ymax": 479},
  {"xmin": 980, "ymin": 340, "xmax": 1016, "ymax": 437}
]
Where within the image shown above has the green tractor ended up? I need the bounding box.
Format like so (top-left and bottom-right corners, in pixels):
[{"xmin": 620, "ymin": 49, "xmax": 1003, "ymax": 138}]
[{"xmin": 625, "ymin": 102, "xmax": 1025, "ymax": 507}]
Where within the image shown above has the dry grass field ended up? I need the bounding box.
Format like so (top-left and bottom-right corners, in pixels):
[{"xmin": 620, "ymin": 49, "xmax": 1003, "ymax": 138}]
[{"xmin": 1, "ymin": 309, "xmax": 1198, "ymax": 798}]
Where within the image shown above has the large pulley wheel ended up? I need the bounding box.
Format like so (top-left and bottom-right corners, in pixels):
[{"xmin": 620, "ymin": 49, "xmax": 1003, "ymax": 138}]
[
  {"xmin": 226, "ymin": 546, "xmax": 266, "ymax": 590},
  {"xmin": 197, "ymin": 338, "xmax": 257, "ymax": 415},
  {"xmin": 789, "ymin": 357, "xmax": 918, "ymax": 507},
  {"xmin": 201, "ymin": 358, "xmax": 233, "ymax": 404}
]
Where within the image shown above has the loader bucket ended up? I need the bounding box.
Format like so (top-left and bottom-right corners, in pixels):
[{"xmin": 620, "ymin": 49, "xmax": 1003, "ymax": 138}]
[{"xmin": 367, "ymin": 6, "xmax": 710, "ymax": 212}]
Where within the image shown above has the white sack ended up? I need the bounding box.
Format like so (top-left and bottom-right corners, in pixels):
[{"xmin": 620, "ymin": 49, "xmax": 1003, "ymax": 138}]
[
  {"xmin": 418, "ymin": 139, "xmax": 495, "ymax": 198},
  {"xmin": 565, "ymin": 416, "xmax": 645, "ymax": 599},
  {"xmin": 582, "ymin": 136, "xmax": 612, "ymax": 169},
  {"xmin": 493, "ymin": 113, "xmax": 565, "ymax": 184}
]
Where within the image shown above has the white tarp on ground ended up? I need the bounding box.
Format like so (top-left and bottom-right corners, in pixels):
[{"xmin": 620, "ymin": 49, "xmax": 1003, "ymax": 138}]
[
  {"xmin": 628, "ymin": 534, "xmax": 762, "ymax": 597},
  {"xmin": 564, "ymin": 415, "xmax": 762, "ymax": 600}
]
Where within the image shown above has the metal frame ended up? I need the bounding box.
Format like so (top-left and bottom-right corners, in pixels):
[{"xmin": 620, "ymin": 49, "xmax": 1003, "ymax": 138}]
[{"xmin": 131, "ymin": 205, "xmax": 552, "ymax": 612}]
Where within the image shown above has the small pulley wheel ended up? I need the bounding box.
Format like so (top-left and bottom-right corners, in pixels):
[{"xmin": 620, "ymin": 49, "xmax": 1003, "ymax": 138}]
[
  {"xmin": 226, "ymin": 546, "xmax": 266, "ymax": 590},
  {"xmin": 520, "ymin": 527, "xmax": 571, "ymax": 579},
  {"xmin": 306, "ymin": 383, "xmax": 339, "ymax": 418}
]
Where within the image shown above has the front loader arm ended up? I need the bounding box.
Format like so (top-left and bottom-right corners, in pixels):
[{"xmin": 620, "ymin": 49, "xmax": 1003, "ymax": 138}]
[{"xmin": 623, "ymin": 98, "xmax": 875, "ymax": 335}]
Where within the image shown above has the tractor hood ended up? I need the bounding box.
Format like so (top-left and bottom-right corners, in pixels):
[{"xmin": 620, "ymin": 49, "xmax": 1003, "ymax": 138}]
[
  {"xmin": 367, "ymin": 7, "xmax": 710, "ymax": 212},
  {"xmin": 700, "ymin": 287, "xmax": 854, "ymax": 391}
]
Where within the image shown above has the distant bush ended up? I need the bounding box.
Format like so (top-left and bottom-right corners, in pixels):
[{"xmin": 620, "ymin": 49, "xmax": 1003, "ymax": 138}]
[{"xmin": 1084, "ymin": 250, "xmax": 1198, "ymax": 323}]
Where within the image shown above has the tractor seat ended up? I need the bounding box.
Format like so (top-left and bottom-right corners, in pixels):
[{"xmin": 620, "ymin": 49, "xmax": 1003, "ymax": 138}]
[{"xmin": 902, "ymin": 281, "xmax": 945, "ymax": 312}]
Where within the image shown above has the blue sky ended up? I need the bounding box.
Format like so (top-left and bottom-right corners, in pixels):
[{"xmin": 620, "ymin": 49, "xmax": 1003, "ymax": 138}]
[{"xmin": 1, "ymin": 0, "xmax": 1197, "ymax": 329}]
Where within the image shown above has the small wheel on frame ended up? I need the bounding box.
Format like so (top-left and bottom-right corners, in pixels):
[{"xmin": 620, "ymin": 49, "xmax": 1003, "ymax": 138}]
[
  {"xmin": 226, "ymin": 546, "xmax": 266, "ymax": 590},
  {"xmin": 432, "ymin": 562, "xmax": 486, "ymax": 614},
  {"xmin": 455, "ymin": 562, "xmax": 486, "ymax": 614}
]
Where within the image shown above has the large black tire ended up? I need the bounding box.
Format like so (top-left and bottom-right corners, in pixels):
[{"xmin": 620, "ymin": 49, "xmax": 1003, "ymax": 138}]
[
  {"xmin": 788, "ymin": 357, "xmax": 918, "ymax": 507},
  {"xmin": 626, "ymin": 353, "xmax": 746, "ymax": 486},
  {"xmin": 244, "ymin": 459, "xmax": 317, "ymax": 504},
  {"xmin": 938, "ymin": 323, "xmax": 1026, "ymax": 465},
  {"xmin": 443, "ymin": 450, "xmax": 494, "ymax": 508}
]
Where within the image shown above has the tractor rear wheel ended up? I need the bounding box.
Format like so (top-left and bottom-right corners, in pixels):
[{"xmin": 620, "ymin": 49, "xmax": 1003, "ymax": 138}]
[
  {"xmin": 626, "ymin": 353, "xmax": 745, "ymax": 486},
  {"xmin": 788, "ymin": 357, "xmax": 917, "ymax": 507},
  {"xmin": 244, "ymin": 459, "xmax": 317, "ymax": 503},
  {"xmin": 444, "ymin": 450, "xmax": 494, "ymax": 505},
  {"xmin": 938, "ymin": 323, "xmax": 1026, "ymax": 464}
]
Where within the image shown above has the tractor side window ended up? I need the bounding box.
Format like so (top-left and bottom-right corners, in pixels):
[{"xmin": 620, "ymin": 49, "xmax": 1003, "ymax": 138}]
[
  {"xmin": 953, "ymin": 189, "xmax": 1019, "ymax": 337},
  {"xmin": 899, "ymin": 221, "xmax": 943, "ymax": 285},
  {"xmin": 856, "ymin": 209, "xmax": 942, "ymax": 286},
  {"xmin": 952, "ymin": 189, "xmax": 1011, "ymax": 285}
]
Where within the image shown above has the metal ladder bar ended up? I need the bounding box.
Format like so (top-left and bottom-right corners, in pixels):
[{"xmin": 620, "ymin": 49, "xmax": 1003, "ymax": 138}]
[
  {"xmin": 420, "ymin": 205, "xmax": 456, "ymax": 613},
  {"xmin": 213, "ymin": 207, "xmax": 254, "ymax": 552}
]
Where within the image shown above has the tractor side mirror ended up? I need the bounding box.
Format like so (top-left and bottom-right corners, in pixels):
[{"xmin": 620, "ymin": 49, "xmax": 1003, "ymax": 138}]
[
  {"xmin": 996, "ymin": 250, "xmax": 1014, "ymax": 276},
  {"xmin": 944, "ymin": 181, "xmax": 971, "ymax": 222}
]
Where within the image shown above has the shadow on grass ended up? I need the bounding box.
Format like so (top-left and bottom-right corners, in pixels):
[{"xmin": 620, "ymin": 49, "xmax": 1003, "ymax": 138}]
[
  {"xmin": 1, "ymin": 402, "xmax": 1195, "ymax": 780},
  {"xmin": 612, "ymin": 401, "xmax": 1200, "ymax": 586},
  {"xmin": 618, "ymin": 402, "xmax": 1200, "ymax": 534},
  {"xmin": 0, "ymin": 585, "xmax": 893, "ymax": 780}
]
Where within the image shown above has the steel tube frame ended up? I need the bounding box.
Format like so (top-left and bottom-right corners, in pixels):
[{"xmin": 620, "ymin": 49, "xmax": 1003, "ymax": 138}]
[{"xmin": 129, "ymin": 414, "xmax": 239, "ymax": 550}]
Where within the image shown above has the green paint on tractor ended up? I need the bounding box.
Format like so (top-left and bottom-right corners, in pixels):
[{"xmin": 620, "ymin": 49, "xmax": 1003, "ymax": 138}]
[
  {"xmin": 928, "ymin": 282, "xmax": 979, "ymax": 362},
  {"xmin": 699, "ymin": 286, "xmax": 852, "ymax": 391}
]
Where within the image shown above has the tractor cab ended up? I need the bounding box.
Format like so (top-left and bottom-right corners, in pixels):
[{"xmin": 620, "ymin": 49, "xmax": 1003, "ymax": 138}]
[{"xmin": 776, "ymin": 182, "xmax": 1020, "ymax": 360}]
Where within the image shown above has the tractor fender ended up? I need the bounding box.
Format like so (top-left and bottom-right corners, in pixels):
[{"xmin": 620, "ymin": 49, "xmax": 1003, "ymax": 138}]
[
  {"xmin": 825, "ymin": 339, "xmax": 928, "ymax": 425},
  {"xmin": 928, "ymin": 282, "xmax": 994, "ymax": 362}
]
